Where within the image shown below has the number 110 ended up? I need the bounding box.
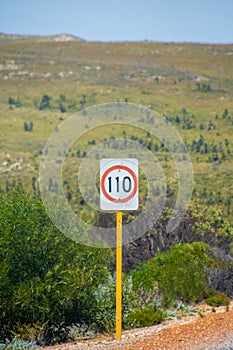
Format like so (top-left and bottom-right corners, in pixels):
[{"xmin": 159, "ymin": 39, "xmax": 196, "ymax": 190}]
[{"xmin": 108, "ymin": 176, "xmax": 132, "ymax": 193}]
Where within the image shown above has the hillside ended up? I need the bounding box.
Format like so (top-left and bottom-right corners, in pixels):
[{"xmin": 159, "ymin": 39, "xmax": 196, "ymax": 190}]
[
  {"xmin": 0, "ymin": 34, "xmax": 232, "ymax": 224},
  {"xmin": 0, "ymin": 32, "xmax": 84, "ymax": 43}
]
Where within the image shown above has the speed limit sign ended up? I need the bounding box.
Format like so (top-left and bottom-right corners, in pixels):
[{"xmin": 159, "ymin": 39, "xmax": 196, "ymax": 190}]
[{"xmin": 100, "ymin": 158, "xmax": 138, "ymax": 210}]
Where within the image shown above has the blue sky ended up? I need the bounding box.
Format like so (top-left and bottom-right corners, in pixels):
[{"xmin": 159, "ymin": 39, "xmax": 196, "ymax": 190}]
[{"xmin": 0, "ymin": 0, "xmax": 232, "ymax": 43}]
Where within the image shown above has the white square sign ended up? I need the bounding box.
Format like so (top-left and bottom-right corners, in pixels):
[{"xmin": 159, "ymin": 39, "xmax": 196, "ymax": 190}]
[{"xmin": 100, "ymin": 158, "xmax": 138, "ymax": 211}]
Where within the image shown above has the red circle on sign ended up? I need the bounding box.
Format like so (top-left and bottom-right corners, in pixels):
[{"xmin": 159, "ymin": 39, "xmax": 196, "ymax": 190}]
[{"xmin": 101, "ymin": 165, "xmax": 138, "ymax": 203}]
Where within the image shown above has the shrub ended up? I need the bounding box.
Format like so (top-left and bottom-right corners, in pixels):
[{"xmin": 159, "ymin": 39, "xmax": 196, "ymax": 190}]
[
  {"xmin": 0, "ymin": 337, "xmax": 38, "ymax": 349},
  {"xmin": 128, "ymin": 308, "xmax": 164, "ymax": 328},
  {"xmin": 130, "ymin": 242, "xmax": 214, "ymax": 305},
  {"xmin": 94, "ymin": 274, "xmax": 138, "ymax": 332},
  {"xmin": 173, "ymin": 300, "xmax": 197, "ymax": 313},
  {"xmin": 157, "ymin": 243, "xmax": 214, "ymax": 304},
  {"xmin": 191, "ymin": 204, "xmax": 233, "ymax": 238},
  {"xmin": 205, "ymin": 293, "xmax": 230, "ymax": 307},
  {"xmin": 130, "ymin": 261, "xmax": 158, "ymax": 291}
]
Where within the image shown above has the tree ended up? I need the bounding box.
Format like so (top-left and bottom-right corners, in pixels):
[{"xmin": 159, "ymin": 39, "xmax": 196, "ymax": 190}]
[
  {"xmin": 23, "ymin": 121, "xmax": 33, "ymax": 132},
  {"xmin": 39, "ymin": 95, "xmax": 51, "ymax": 110},
  {"xmin": 181, "ymin": 108, "xmax": 187, "ymax": 116},
  {"xmin": 8, "ymin": 96, "xmax": 22, "ymax": 107},
  {"xmin": 28, "ymin": 121, "xmax": 33, "ymax": 131},
  {"xmin": 8, "ymin": 96, "xmax": 15, "ymax": 105},
  {"xmin": 59, "ymin": 94, "xmax": 66, "ymax": 103},
  {"xmin": 80, "ymin": 94, "xmax": 86, "ymax": 109},
  {"xmin": 59, "ymin": 103, "xmax": 66, "ymax": 113},
  {"xmin": 23, "ymin": 121, "xmax": 28, "ymax": 132},
  {"xmin": 31, "ymin": 176, "xmax": 37, "ymax": 193},
  {"xmin": 222, "ymin": 109, "xmax": 229, "ymax": 119}
]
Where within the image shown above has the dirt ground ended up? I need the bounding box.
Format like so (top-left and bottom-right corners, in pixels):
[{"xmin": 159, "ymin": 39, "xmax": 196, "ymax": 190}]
[{"xmin": 42, "ymin": 302, "xmax": 233, "ymax": 350}]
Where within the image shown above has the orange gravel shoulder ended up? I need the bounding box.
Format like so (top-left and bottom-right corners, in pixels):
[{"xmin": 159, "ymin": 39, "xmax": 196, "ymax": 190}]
[
  {"xmin": 119, "ymin": 309, "xmax": 233, "ymax": 350},
  {"xmin": 42, "ymin": 303, "xmax": 233, "ymax": 350}
]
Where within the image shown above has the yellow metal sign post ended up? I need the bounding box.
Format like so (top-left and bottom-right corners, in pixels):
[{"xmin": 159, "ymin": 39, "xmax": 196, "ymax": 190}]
[
  {"xmin": 116, "ymin": 211, "xmax": 123, "ymax": 340},
  {"xmin": 100, "ymin": 159, "xmax": 138, "ymax": 341}
]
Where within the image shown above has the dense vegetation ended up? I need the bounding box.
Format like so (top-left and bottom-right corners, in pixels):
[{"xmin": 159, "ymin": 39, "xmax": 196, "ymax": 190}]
[
  {"xmin": 0, "ymin": 190, "xmax": 112, "ymax": 344},
  {"xmin": 0, "ymin": 190, "xmax": 232, "ymax": 346}
]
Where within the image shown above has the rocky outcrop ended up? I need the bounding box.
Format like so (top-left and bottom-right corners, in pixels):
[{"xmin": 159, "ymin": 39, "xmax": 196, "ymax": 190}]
[
  {"xmin": 122, "ymin": 209, "xmax": 232, "ymax": 272},
  {"xmin": 97, "ymin": 205, "xmax": 233, "ymax": 297}
]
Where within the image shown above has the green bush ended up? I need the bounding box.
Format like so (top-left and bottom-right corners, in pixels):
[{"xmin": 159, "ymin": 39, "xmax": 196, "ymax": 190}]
[
  {"xmin": 128, "ymin": 308, "xmax": 164, "ymax": 328},
  {"xmin": 0, "ymin": 337, "xmax": 38, "ymax": 349},
  {"xmin": 130, "ymin": 242, "xmax": 214, "ymax": 305},
  {"xmin": 205, "ymin": 292, "xmax": 230, "ymax": 307},
  {"xmin": 94, "ymin": 274, "xmax": 138, "ymax": 332},
  {"xmin": 173, "ymin": 300, "xmax": 197, "ymax": 313},
  {"xmin": 0, "ymin": 190, "xmax": 112, "ymax": 344},
  {"xmin": 130, "ymin": 261, "xmax": 158, "ymax": 291}
]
